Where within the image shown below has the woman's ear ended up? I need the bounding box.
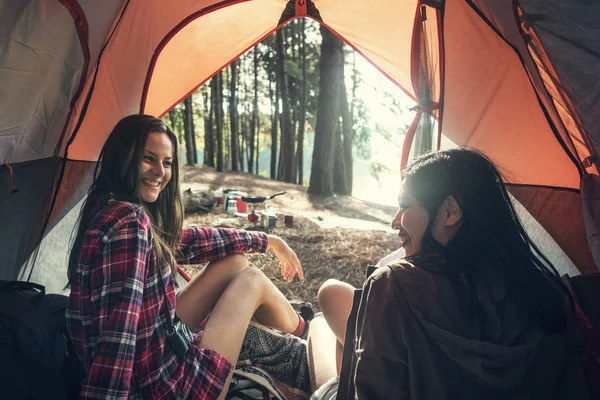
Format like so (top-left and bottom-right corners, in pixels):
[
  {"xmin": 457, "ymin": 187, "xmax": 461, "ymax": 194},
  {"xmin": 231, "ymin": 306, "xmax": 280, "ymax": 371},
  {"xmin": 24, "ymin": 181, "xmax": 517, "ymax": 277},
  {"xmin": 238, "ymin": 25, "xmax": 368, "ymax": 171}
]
[{"xmin": 442, "ymin": 196, "xmax": 462, "ymax": 227}]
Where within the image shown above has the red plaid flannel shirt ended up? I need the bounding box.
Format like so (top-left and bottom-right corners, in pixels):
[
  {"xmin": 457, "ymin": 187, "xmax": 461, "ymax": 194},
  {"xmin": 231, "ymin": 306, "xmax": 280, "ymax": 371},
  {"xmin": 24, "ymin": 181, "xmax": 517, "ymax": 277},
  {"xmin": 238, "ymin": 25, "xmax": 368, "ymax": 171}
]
[{"xmin": 66, "ymin": 199, "xmax": 268, "ymax": 399}]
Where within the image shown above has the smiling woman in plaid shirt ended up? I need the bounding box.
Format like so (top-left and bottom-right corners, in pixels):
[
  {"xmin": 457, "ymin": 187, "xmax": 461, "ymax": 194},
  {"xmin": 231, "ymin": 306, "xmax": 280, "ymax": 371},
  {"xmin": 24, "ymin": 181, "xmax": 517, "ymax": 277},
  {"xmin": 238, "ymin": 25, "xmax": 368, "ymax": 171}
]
[{"xmin": 66, "ymin": 114, "xmax": 307, "ymax": 400}]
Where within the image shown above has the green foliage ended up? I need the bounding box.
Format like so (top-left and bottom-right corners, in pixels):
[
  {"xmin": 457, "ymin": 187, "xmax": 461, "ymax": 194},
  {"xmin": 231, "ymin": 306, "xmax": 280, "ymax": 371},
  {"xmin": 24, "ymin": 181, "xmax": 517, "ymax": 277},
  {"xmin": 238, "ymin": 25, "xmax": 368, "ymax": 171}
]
[{"xmin": 284, "ymin": 59, "xmax": 302, "ymax": 80}]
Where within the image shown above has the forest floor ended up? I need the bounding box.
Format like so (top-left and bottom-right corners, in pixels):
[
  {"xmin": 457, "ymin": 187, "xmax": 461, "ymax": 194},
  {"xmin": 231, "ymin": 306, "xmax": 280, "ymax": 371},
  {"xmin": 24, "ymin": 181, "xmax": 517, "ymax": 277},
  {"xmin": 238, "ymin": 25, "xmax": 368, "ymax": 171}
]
[{"xmin": 179, "ymin": 164, "xmax": 400, "ymax": 310}]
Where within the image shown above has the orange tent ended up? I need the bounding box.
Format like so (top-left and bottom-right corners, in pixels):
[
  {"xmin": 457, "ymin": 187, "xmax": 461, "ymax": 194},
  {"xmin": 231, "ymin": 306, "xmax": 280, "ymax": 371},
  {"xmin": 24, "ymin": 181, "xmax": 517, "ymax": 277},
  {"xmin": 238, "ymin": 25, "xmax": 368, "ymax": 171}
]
[{"xmin": 1, "ymin": 0, "xmax": 598, "ymax": 291}]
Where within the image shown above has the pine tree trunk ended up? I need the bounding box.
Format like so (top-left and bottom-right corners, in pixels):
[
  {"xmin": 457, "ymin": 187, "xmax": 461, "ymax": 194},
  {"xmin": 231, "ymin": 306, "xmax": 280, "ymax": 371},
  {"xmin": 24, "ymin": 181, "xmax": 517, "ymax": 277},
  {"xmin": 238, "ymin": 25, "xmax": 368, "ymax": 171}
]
[
  {"xmin": 340, "ymin": 76, "xmax": 353, "ymax": 194},
  {"xmin": 215, "ymin": 72, "xmax": 224, "ymax": 172},
  {"xmin": 191, "ymin": 108, "xmax": 198, "ymax": 164},
  {"xmin": 203, "ymin": 85, "xmax": 213, "ymax": 166},
  {"xmin": 277, "ymin": 110, "xmax": 284, "ymax": 180},
  {"xmin": 308, "ymin": 26, "xmax": 344, "ymax": 196},
  {"xmin": 183, "ymin": 96, "xmax": 194, "ymax": 165},
  {"xmin": 249, "ymin": 46, "xmax": 259, "ymax": 173},
  {"xmin": 270, "ymin": 69, "xmax": 279, "ymax": 180},
  {"xmin": 241, "ymin": 112, "xmax": 247, "ymax": 172},
  {"xmin": 276, "ymin": 28, "xmax": 295, "ymax": 183},
  {"xmin": 229, "ymin": 60, "xmax": 239, "ymax": 171},
  {"xmin": 333, "ymin": 121, "xmax": 349, "ymax": 194},
  {"xmin": 289, "ymin": 22, "xmax": 299, "ymax": 180},
  {"xmin": 256, "ymin": 103, "xmax": 260, "ymax": 175},
  {"xmin": 296, "ymin": 19, "xmax": 307, "ymax": 185},
  {"xmin": 168, "ymin": 110, "xmax": 177, "ymax": 132},
  {"xmin": 223, "ymin": 68, "xmax": 230, "ymax": 169}
]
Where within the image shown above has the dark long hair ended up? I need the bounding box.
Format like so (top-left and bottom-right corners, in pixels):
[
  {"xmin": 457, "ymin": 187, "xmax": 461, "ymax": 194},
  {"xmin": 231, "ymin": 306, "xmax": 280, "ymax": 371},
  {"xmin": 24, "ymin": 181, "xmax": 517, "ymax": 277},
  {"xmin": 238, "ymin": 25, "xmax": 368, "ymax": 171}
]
[
  {"xmin": 402, "ymin": 149, "xmax": 570, "ymax": 333},
  {"xmin": 67, "ymin": 114, "xmax": 183, "ymax": 286}
]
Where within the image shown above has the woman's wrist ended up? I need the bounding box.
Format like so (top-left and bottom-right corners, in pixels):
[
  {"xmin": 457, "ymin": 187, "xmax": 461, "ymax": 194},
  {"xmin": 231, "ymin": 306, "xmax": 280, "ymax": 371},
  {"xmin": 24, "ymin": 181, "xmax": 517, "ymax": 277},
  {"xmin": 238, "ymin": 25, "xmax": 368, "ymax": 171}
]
[{"xmin": 267, "ymin": 235, "xmax": 281, "ymax": 250}]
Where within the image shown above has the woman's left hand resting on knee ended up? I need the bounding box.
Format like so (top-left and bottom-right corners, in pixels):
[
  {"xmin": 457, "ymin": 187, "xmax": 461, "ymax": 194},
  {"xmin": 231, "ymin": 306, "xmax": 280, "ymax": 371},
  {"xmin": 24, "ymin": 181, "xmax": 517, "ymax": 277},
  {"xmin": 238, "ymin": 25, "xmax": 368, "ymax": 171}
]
[{"xmin": 268, "ymin": 235, "xmax": 304, "ymax": 282}]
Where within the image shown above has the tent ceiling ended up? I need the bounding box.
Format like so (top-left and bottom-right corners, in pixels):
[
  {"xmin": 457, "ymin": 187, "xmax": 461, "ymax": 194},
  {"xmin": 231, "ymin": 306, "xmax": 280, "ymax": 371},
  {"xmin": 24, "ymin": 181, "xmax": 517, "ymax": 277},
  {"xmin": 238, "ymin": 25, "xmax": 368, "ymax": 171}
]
[
  {"xmin": 0, "ymin": 0, "xmax": 84, "ymax": 164},
  {"xmin": 66, "ymin": 0, "xmax": 282, "ymax": 161},
  {"xmin": 62, "ymin": 0, "xmax": 582, "ymax": 191},
  {"xmin": 75, "ymin": 0, "xmax": 126, "ymax": 58},
  {"xmin": 315, "ymin": 0, "xmax": 417, "ymax": 101},
  {"xmin": 442, "ymin": 0, "xmax": 580, "ymax": 188},
  {"xmin": 144, "ymin": 0, "xmax": 285, "ymax": 118}
]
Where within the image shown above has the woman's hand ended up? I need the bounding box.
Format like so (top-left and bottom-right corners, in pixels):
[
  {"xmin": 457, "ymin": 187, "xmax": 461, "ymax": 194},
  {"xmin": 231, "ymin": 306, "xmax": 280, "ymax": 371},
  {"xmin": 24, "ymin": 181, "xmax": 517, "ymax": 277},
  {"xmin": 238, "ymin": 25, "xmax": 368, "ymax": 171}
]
[{"xmin": 267, "ymin": 235, "xmax": 304, "ymax": 282}]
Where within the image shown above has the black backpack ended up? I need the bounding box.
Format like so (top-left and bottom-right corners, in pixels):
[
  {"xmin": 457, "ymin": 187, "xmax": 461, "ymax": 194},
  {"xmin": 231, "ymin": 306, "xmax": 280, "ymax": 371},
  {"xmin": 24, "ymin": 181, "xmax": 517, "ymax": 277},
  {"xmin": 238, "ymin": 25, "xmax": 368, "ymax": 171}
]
[{"xmin": 0, "ymin": 281, "xmax": 85, "ymax": 400}]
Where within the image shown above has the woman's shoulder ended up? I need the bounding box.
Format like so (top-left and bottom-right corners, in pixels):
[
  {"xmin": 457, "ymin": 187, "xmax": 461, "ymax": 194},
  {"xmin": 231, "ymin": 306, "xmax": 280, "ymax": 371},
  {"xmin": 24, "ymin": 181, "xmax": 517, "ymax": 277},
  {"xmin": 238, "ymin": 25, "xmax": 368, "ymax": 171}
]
[
  {"xmin": 368, "ymin": 254, "xmax": 448, "ymax": 288},
  {"xmin": 364, "ymin": 260, "xmax": 416, "ymax": 293},
  {"xmin": 89, "ymin": 199, "xmax": 151, "ymax": 238}
]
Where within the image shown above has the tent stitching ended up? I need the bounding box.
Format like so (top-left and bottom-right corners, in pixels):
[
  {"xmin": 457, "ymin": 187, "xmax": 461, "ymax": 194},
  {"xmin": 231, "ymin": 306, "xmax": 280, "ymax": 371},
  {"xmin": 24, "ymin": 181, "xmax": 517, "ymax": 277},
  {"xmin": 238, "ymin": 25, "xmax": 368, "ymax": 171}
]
[
  {"xmin": 26, "ymin": 0, "xmax": 132, "ymax": 282},
  {"xmin": 464, "ymin": 0, "xmax": 584, "ymax": 177}
]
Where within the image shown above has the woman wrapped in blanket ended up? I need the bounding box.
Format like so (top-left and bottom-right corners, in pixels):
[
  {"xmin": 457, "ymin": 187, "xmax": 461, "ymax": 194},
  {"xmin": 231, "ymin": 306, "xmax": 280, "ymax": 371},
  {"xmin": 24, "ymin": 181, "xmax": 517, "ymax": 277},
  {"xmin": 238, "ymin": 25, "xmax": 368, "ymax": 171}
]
[
  {"xmin": 310, "ymin": 149, "xmax": 590, "ymax": 399},
  {"xmin": 66, "ymin": 114, "xmax": 309, "ymax": 400}
]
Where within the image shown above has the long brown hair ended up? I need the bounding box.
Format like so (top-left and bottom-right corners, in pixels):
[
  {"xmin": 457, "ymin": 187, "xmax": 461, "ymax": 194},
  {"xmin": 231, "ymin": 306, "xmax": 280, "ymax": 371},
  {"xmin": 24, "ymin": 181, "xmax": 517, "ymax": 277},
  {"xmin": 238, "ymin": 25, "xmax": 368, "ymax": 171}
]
[
  {"xmin": 67, "ymin": 114, "xmax": 183, "ymax": 286},
  {"xmin": 402, "ymin": 149, "xmax": 570, "ymax": 333}
]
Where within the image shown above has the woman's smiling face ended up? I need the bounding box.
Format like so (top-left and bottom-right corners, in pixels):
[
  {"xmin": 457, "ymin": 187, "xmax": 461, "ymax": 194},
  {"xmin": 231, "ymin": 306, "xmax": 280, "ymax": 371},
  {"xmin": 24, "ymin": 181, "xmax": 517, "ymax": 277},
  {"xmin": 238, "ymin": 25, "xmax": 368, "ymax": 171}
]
[
  {"xmin": 391, "ymin": 183, "xmax": 431, "ymax": 256},
  {"xmin": 137, "ymin": 132, "xmax": 173, "ymax": 203}
]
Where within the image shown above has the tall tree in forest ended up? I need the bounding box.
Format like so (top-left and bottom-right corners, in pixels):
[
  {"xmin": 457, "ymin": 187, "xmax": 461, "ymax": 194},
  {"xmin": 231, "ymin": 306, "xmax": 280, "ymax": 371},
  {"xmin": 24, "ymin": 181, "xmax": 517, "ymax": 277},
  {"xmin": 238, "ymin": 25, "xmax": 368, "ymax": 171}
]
[
  {"xmin": 270, "ymin": 76, "xmax": 279, "ymax": 179},
  {"xmin": 229, "ymin": 59, "xmax": 239, "ymax": 171},
  {"xmin": 276, "ymin": 28, "xmax": 295, "ymax": 183},
  {"xmin": 239, "ymin": 62, "xmax": 247, "ymax": 172},
  {"xmin": 223, "ymin": 67, "xmax": 230, "ymax": 169},
  {"xmin": 287, "ymin": 22, "xmax": 299, "ymax": 179},
  {"xmin": 337, "ymin": 72, "xmax": 353, "ymax": 194},
  {"xmin": 215, "ymin": 71, "xmax": 224, "ymax": 172},
  {"xmin": 248, "ymin": 46, "xmax": 259, "ymax": 173},
  {"xmin": 308, "ymin": 26, "xmax": 344, "ymax": 196},
  {"xmin": 255, "ymin": 47, "xmax": 261, "ymax": 175},
  {"xmin": 183, "ymin": 95, "xmax": 195, "ymax": 165},
  {"xmin": 203, "ymin": 84, "xmax": 214, "ymax": 167},
  {"xmin": 296, "ymin": 18, "xmax": 307, "ymax": 185},
  {"xmin": 192, "ymin": 123, "xmax": 198, "ymax": 163},
  {"xmin": 191, "ymin": 101, "xmax": 198, "ymax": 164},
  {"xmin": 167, "ymin": 109, "xmax": 177, "ymax": 134},
  {"xmin": 268, "ymin": 36, "xmax": 280, "ymax": 180},
  {"xmin": 333, "ymin": 116, "xmax": 349, "ymax": 194},
  {"xmin": 166, "ymin": 107, "xmax": 184, "ymax": 144},
  {"xmin": 240, "ymin": 110, "xmax": 247, "ymax": 172}
]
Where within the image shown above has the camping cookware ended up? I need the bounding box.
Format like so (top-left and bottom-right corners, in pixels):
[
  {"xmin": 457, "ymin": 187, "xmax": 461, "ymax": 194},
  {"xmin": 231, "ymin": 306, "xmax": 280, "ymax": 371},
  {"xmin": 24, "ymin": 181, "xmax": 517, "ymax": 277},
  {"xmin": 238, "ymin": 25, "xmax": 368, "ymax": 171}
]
[
  {"xmin": 240, "ymin": 191, "xmax": 285, "ymax": 204},
  {"xmin": 243, "ymin": 191, "xmax": 286, "ymax": 224}
]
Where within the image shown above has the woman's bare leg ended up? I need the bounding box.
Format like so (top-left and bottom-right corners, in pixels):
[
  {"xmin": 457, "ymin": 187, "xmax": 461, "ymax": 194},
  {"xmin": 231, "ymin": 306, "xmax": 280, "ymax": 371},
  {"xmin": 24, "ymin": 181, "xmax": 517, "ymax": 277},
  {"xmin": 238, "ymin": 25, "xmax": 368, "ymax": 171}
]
[
  {"xmin": 318, "ymin": 279, "xmax": 355, "ymax": 346},
  {"xmin": 307, "ymin": 316, "xmax": 340, "ymax": 392},
  {"xmin": 306, "ymin": 279, "xmax": 356, "ymax": 392},
  {"xmin": 176, "ymin": 254, "xmax": 300, "ymax": 334},
  {"xmin": 197, "ymin": 267, "xmax": 300, "ymax": 399},
  {"xmin": 176, "ymin": 254, "xmax": 249, "ymax": 330}
]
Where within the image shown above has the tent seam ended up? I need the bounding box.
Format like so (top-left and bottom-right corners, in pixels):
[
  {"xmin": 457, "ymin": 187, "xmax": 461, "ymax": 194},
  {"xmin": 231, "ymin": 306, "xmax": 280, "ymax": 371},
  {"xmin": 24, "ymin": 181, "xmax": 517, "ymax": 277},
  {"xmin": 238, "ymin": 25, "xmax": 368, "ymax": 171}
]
[{"xmin": 463, "ymin": 0, "xmax": 583, "ymax": 177}]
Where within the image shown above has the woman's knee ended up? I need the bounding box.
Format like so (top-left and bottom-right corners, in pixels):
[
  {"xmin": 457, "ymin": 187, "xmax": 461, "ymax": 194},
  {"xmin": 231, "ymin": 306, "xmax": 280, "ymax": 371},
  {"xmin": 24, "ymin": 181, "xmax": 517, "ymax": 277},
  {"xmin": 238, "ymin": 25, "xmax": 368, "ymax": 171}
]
[
  {"xmin": 205, "ymin": 253, "xmax": 249, "ymax": 275},
  {"xmin": 202, "ymin": 254, "xmax": 250, "ymax": 281},
  {"xmin": 230, "ymin": 266, "xmax": 268, "ymax": 288},
  {"xmin": 318, "ymin": 279, "xmax": 354, "ymax": 309}
]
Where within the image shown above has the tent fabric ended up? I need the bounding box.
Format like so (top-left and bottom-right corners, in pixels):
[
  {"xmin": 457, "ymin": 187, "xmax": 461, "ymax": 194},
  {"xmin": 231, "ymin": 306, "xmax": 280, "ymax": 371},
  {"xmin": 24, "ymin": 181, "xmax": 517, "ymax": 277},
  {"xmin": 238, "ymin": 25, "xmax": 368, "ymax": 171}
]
[
  {"xmin": 442, "ymin": 0, "xmax": 579, "ymax": 189},
  {"xmin": 143, "ymin": 1, "xmax": 286, "ymax": 119},
  {"xmin": 46, "ymin": 160, "xmax": 96, "ymax": 232},
  {"xmin": 0, "ymin": 158, "xmax": 60, "ymax": 279},
  {"xmin": 1, "ymin": 0, "xmax": 600, "ymax": 287},
  {"xmin": 0, "ymin": 0, "xmax": 84, "ymax": 163},
  {"xmin": 6, "ymin": 159, "xmax": 98, "ymax": 287},
  {"xmin": 519, "ymin": 0, "xmax": 600, "ymax": 162},
  {"xmin": 508, "ymin": 185, "xmax": 596, "ymax": 274},
  {"xmin": 581, "ymin": 174, "xmax": 600, "ymax": 273},
  {"xmin": 401, "ymin": 3, "xmax": 441, "ymax": 169},
  {"xmin": 470, "ymin": 0, "xmax": 591, "ymax": 175}
]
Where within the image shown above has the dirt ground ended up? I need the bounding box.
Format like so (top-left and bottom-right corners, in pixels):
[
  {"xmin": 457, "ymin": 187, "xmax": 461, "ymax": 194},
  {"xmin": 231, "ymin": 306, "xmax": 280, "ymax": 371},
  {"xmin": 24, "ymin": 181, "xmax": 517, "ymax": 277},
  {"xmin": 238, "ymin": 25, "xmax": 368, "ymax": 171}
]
[{"xmin": 179, "ymin": 165, "xmax": 400, "ymax": 309}]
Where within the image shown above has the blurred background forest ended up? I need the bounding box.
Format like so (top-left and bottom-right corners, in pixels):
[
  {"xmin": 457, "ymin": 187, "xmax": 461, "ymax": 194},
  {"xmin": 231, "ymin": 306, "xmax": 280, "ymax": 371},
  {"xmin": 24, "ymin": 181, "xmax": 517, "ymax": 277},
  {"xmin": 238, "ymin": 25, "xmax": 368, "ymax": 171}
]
[{"xmin": 164, "ymin": 20, "xmax": 416, "ymax": 207}]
